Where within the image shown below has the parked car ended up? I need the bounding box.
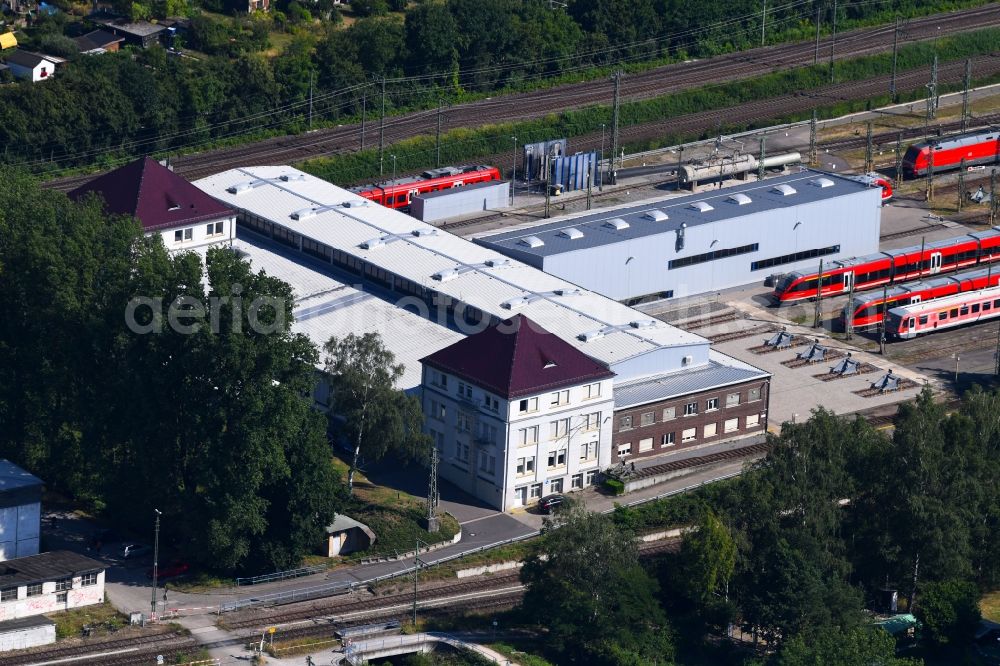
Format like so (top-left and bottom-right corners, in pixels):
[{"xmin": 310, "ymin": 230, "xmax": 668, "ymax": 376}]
[
  {"xmin": 539, "ymin": 494, "xmax": 565, "ymax": 514},
  {"xmin": 120, "ymin": 543, "xmax": 151, "ymax": 559},
  {"xmin": 147, "ymin": 561, "xmax": 189, "ymax": 579}
]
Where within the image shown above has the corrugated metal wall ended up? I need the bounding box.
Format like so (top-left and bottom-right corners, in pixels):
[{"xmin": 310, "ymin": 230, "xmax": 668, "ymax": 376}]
[{"xmin": 552, "ymin": 152, "xmax": 598, "ymax": 192}]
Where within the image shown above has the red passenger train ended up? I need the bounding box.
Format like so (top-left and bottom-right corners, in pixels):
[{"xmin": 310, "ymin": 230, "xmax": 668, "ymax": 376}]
[
  {"xmin": 351, "ymin": 165, "xmax": 502, "ymax": 209},
  {"xmin": 773, "ymin": 228, "xmax": 1000, "ymax": 304},
  {"xmin": 901, "ymin": 129, "xmax": 1000, "ymax": 178},
  {"xmin": 846, "ymin": 172, "xmax": 893, "ymax": 203},
  {"xmin": 887, "ymin": 285, "xmax": 1000, "ymax": 339},
  {"xmin": 839, "ymin": 265, "xmax": 1000, "ymax": 329}
]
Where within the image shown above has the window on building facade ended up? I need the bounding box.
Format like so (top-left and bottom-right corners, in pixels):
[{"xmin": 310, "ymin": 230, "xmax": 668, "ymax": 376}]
[
  {"xmin": 530, "ymin": 483, "xmax": 543, "ymax": 498},
  {"xmin": 684, "ymin": 402, "xmax": 698, "ymax": 416},
  {"xmin": 661, "ymin": 432, "xmax": 675, "ymax": 447},
  {"xmin": 706, "ymin": 398, "xmax": 719, "ymax": 411},
  {"xmin": 26, "ymin": 583, "xmax": 42, "ymax": 597},
  {"xmin": 580, "ymin": 441, "xmax": 598, "ymax": 461},
  {"xmin": 457, "ymin": 412, "xmax": 472, "ymax": 432},
  {"xmin": 184, "ymin": 228, "xmax": 192, "ymax": 241},
  {"xmin": 725, "ymin": 418, "xmax": 739, "ymax": 433},
  {"xmin": 726, "ymin": 392, "xmax": 741, "ymax": 407},
  {"xmin": 557, "ymin": 449, "xmax": 566, "ymax": 466},
  {"xmin": 640, "ymin": 412, "xmax": 654, "ymax": 426},
  {"xmin": 479, "ymin": 423, "xmax": 497, "ymax": 444},
  {"xmin": 174, "ymin": 229, "xmax": 183, "ymax": 243},
  {"xmin": 207, "ymin": 222, "xmax": 225, "ymax": 237},
  {"xmin": 550, "ymin": 390, "xmax": 569, "ymax": 407},
  {"xmin": 618, "ymin": 442, "xmax": 632, "ymax": 456},
  {"xmin": 662, "ymin": 406, "xmax": 676, "ymax": 420},
  {"xmin": 639, "ymin": 437, "xmax": 653, "ymax": 452},
  {"xmin": 550, "ymin": 477, "xmax": 564, "ymax": 493},
  {"xmin": 81, "ymin": 573, "xmax": 97, "ymax": 587},
  {"xmin": 550, "ymin": 418, "xmax": 569, "ymax": 439},
  {"xmin": 582, "ymin": 412, "xmax": 601, "ymax": 431},
  {"xmin": 749, "ymin": 387, "xmax": 761, "ymax": 402},
  {"xmin": 0, "ymin": 587, "xmax": 16, "ymax": 601},
  {"xmin": 704, "ymin": 423, "xmax": 718, "ymax": 438},
  {"xmin": 584, "ymin": 382, "xmax": 601, "ymax": 399},
  {"xmin": 571, "ymin": 473, "xmax": 583, "ymax": 489},
  {"xmin": 428, "ymin": 400, "xmax": 446, "ymax": 421},
  {"xmin": 682, "ymin": 428, "xmax": 697, "ymax": 443},
  {"xmin": 458, "ymin": 382, "xmax": 473, "ymax": 399},
  {"xmin": 485, "ymin": 396, "xmax": 500, "ymax": 412},
  {"xmin": 585, "ymin": 470, "xmax": 598, "ymax": 485},
  {"xmin": 518, "ymin": 426, "xmax": 539, "ymax": 446},
  {"xmin": 519, "ymin": 397, "xmax": 538, "ymax": 413},
  {"xmin": 517, "ymin": 456, "xmax": 535, "ymax": 475},
  {"xmin": 746, "ymin": 414, "xmax": 760, "ymax": 428},
  {"xmin": 55, "ymin": 578, "xmax": 71, "ymax": 592},
  {"xmin": 619, "ymin": 415, "xmax": 633, "ymax": 430},
  {"xmin": 56, "ymin": 591, "xmax": 68, "ymax": 603}
]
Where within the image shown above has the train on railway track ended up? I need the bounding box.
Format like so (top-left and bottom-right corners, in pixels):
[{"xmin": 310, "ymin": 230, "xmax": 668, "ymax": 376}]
[
  {"xmin": 773, "ymin": 227, "xmax": 1000, "ymax": 303},
  {"xmin": 846, "ymin": 172, "xmax": 893, "ymax": 203},
  {"xmin": 901, "ymin": 128, "xmax": 1000, "ymax": 178},
  {"xmin": 840, "ymin": 265, "xmax": 1000, "ymax": 329},
  {"xmin": 887, "ymin": 284, "xmax": 1000, "ymax": 339},
  {"xmin": 351, "ymin": 165, "xmax": 502, "ymax": 209}
]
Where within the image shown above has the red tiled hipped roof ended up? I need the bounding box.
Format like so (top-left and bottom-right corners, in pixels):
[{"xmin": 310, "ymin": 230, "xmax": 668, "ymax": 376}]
[
  {"xmin": 69, "ymin": 157, "xmax": 233, "ymax": 232},
  {"xmin": 421, "ymin": 315, "xmax": 615, "ymax": 399}
]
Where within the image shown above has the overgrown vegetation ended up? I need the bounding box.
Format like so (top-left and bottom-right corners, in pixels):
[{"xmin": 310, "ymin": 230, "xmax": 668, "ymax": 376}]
[
  {"xmin": 0, "ymin": 0, "xmax": 993, "ymax": 175},
  {"xmin": 47, "ymin": 602, "xmax": 128, "ymax": 640}
]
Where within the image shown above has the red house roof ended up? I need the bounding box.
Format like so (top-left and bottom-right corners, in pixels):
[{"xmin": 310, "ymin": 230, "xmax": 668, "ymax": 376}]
[
  {"xmin": 70, "ymin": 157, "xmax": 233, "ymax": 233},
  {"xmin": 421, "ymin": 315, "xmax": 614, "ymax": 400}
]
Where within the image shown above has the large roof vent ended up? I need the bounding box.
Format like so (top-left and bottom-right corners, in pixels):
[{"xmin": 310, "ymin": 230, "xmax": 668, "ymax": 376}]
[
  {"xmin": 432, "ymin": 268, "xmax": 459, "ymax": 282},
  {"xmin": 772, "ymin": 184, "xmax": 797, "ymax": 196},
  {"xmin": 689, "ymin": 201, "xmax": 714, "ymax": 212},
  {"xmin": 728, "ymin": 193, "xmax": 752, "ymax": 205},
  {"xmin": 810, "ymin": 177, "xmax": 835, "ymax": 188},
  {"xmin": 604, "ymin": 218, "xmax": 630, "ymax": 230},
  {"xmin": 629, "ymin": 319, "xmax": 657, "ymax": 329},
  {"xmin": 643, "ymin": 210, "xmax": 669, "ymax": 222},
  {"xmin": 558, "ymin": 227, "xmax": 584, "ymax": 240},
  {"xmin": 519, "ymin": 236, "xmax": 545, "ymax": 248}
]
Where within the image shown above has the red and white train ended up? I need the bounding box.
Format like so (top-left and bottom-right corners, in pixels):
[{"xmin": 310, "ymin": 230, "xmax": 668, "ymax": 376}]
[
  {"xmin": 840, "ymin": 265, "xmax": 1000, "ymax": 329},
  {"xmin": 887, "ymin": 285, "xmax": 1000, "ymax": 339},
  {"xmin": 901, "ymin": 129, "xmax": 1000, "ymax": 178},
  {"xmin": 773, "ymin": 228, "xmax": 1000, "ymax": 304},
  {"xmin": 351, "ymin": 165, "xmax": 502, "ymax": 209},
  {"xmin": 846, "ymin": 172, "xmax": 893, "ymax": 203}
]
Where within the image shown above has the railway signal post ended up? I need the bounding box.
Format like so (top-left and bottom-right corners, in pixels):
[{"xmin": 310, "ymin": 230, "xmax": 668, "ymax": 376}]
[
  {"xmin": 813, "ymin": 258, "xmax": 823, "ymax": 329},
  {"xmin": 611, "ymin": 71, "xmax": 622, "ymax": 185},
  {"xmin": 958, "ymin": 158, "xmax": 966, "ymax": 213},
  {"xmin": 809, "ymin": 110, "xmax": 818, "ymax": 164},
  {"xmin": 894, "ymin": 133, "xmax": 903, "ymax": 189},
  {"xmin": 379, "ymin": 76, "xmax": 386, "ymax": 178},
  {"xmin": 890, "ymin": 17, "xmax": 900, "ymax": 101},
  {"xmin": 879, "ymin": 284, "xmax": 888, "ymax": 355},
  {"xmin": 991, "ymin": 169, "xmax": 998, "ymax": 226},
  {"xmin": 962, "ymin": 59, "xmax": 973, "ymax": 131},
  {"xmin": 926, "ymin": 148, "xmax": 935, "ymax": 202},
  {"xmin": 845, "ymin": 277, "xmax": 855, "ymax": 340},
  {"xmin": 865, "ymin": 123, "xmax": 873, "ymax": 173}
]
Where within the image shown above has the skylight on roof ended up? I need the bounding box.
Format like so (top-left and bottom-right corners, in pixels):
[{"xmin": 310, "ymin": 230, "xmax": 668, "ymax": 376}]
[
  {"xmin": 543, "ymin": 360, "xmax": 558, "ymax": 369},
  {"xmin": 520, "ymin": 236, "xmax": 545, "ymax": 248},
  {"xmin": 728, "ymin": 193, "xmax": 752, "ymax": 205},
  {"xmin": 810, "ymin": 177, "xmax": 835, "ymax": 188},
  {"xmin": 433, "ymin": 268, "xmax": 459, "ymax": 282},
  {"xmin": 772, "ymin": 184, "xmax": 797, "ymax": 196},
  {"xmin": 689, "ymin": 201, "xmax": 714, "ymax": 212},
  {"xmin": 604, "ymin": 218, "xmax": 630, "ymax": 230},
  {"xmin": 558, "ymin": 227, "xmax": 584, "ymax": 239},
  {"xmin": 643, "ymin": 210, "xmax": 669, "ymax": 222}
]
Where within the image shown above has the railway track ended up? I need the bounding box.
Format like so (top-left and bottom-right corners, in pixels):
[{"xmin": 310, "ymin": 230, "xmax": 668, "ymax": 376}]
[
  {"xmin": 2, "ymin": 632, "xmax": 197, "ymax": 666},
  {"xmin": 43, "ymin": 5, "xmax": 1000, "ymax": 192},
  {"xmin": 821, "ymin": 112, "xmax": 1000, "ymax": 154}
]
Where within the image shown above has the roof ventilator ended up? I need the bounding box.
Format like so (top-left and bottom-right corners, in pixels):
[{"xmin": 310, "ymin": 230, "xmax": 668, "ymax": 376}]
[
  {"xmin": 558, "ymin": 227, "xmax": 584, "ymax": 240},
  {"xmin": 604, "ymin": 218, "xmax": 630, "ymax": 230},
  {"xmin": 519, "ymin": 235, "xmax": 545, "ymax": 248},
  {"xmin": 643, "ymin": 210, "xmax": 669, "ymax": 222},
  {"xmin": 629, "ymin": 319, "xmax": 657, "ymax": 329},
  {"xmin": 689, "ymin": 201, "xmax": 714, "ymax": 212},
  {"xmin": 728, "ymin": 193, "xmax": 752, "ymax": 205},
  {"xmin": 291, "ymin": 202, "xmax": 342, "ymax": 221},
  {"xmin": 772, "ymin": 184, "xmax": 797, "ymax": 196},
  {"xmin": 433, "ymin": 259, "xmax": 512, "ymax": 282},
  {"xmin": 810, "ymin": 177, "xmax": 835, "ymax": 188},
  {"xmin": 502, "ymin": 288, "xmax": 581, "ymax": 309},
  {"xmin": 227, "ymin": 173, "xmax": 305, "ymax": 194}
]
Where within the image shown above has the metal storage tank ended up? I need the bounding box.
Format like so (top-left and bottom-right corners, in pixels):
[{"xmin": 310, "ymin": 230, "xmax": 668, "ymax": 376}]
[{"xmin": 410, "ymin": 180, "xmax": 510, "ymax": 223}]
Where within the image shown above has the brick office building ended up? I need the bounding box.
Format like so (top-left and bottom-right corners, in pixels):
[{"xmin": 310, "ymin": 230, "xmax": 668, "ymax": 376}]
[{"xmin": 612, "ymin": 361, "xmax": 770, "ymax": 462}]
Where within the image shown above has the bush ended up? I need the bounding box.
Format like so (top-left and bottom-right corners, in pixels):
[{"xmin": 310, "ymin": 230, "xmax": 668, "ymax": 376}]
[
  {"xmin": 916, "ymin": 579, "xmax": 982, "ymax": 647},
  {"xmin": 605, "ymin": 478, "xmax": 625, "ymax": 496}
]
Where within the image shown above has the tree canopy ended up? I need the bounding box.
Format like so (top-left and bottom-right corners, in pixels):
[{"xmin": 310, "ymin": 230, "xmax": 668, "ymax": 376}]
[{"xmin": 0, "ymin": 167, "xmax": 344, "ymax": 573}]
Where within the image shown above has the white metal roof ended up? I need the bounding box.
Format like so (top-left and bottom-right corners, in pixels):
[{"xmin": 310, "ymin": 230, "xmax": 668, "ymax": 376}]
[
  {"xmin": 194, "ymin": 238, "xmax": 463, "ymax": 391},
  {"xmin": 194, "ymin": 167, "xmax": 708, "ymax": 372}
]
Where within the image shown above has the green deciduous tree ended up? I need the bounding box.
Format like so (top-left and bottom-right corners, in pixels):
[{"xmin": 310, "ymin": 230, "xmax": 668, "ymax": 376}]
[
  {"xmin": 678, "ymin": 510, "xmax": 736, "ymax": 605},
  {"xmin": 776, "ymin": 626, "xmax": 919, "ymax": 666},
  {"xmin": 323, "ymin": 333, "xmax": 429, "ymax": 495},
  {"xmin": 521, "ymin": 501, "xmax": 674, "ymax": 664},
  {"xmin": 915, "ymin": 579, "xmax": 981, "ymax": 648}
]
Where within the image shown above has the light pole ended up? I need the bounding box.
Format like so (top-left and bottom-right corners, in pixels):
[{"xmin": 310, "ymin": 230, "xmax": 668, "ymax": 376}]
[
  {"xmin": 954, "ymin": 354, "xmax": 961, "ymax": 384},
  {"xmin": 599, "ymin": 123, "xmax": 606, "ymax": 191},
  {"xmin": 390, "ymin": 154, "xmax": 397, "ymax": 183},
  {"xmin": 150, "ymin": 509, "xmax": 161, "ymax": 620},
  {"xmin": 511, "ymin": 136, "xmax": 517, "ymax": 206}
]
